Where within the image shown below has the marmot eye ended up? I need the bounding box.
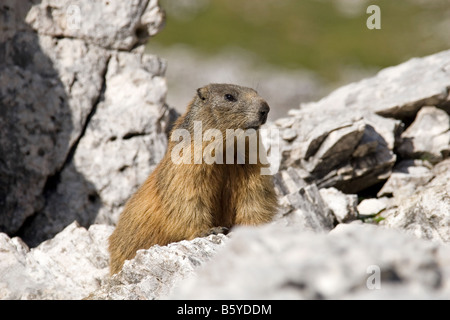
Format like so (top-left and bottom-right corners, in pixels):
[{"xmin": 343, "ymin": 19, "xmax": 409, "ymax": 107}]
[{"xmin": 224, "ymin": 94, "xmax": 236, "ymax": 102}]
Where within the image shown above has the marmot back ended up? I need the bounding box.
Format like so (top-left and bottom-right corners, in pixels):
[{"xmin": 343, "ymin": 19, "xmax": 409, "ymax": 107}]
[{"xmin": 108, "ymin": 83, "xmax": 278, "ymax": 274}]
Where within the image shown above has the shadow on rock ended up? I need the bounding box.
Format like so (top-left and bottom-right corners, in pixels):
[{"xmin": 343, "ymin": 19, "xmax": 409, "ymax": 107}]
[{"xmin": 0, "ymin": 1, "xmax": 100, "ymax": 247}]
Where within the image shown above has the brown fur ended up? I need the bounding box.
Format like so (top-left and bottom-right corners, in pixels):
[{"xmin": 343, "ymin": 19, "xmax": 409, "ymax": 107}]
[{"xmin": 108, "ymin": 84, "xmax": 278, "ymax": 274}]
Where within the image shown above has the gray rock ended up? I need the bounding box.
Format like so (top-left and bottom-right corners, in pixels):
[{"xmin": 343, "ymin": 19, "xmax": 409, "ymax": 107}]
[
  {"xmin": 70, "ymin": 50, "xmax": 169, "ymax": 227},
  {"xmin": 276, "ymin": 105, "xmax": 399, "ymax": 194},
  {"xmin": 26, "ymin": 0, "xmax": 165, "ymax": 50},
  {"xmin": 0, "ymin": 4, "xmax": 108, "ymax": 234},
  {"xmin": 0, "ymin": 222, "xmax": 113, "ymax": 300},
  {"xmin": 281, "ymin": 128, "xmax": 297, "ymax": 141},
  {"xmin": 319, "ymin": 187, "xmax": 358, "ymax": 223},
  {"xmin": 273, "ymin": 167, "xmax": 308, "ymax": 196},
  {"xmin": 169, "ymin": 223, "xmax": 450, "ymax": 299},
  {"xmin": 0, "ymin": 0, "xmax": 171, "ymax": 245},
  {"xmin": 357, "ymin": 197, "xmax": 390, "ymax": 216},
  {"xmin": 377, "ymin": 160, "xmax": 434, "ymax": 199},
  {"xmin": 87, "ymin": 234, "xmax": 228, "ymax": 300},
  {"xmin": 274, "ymin": 184, "xmax": 336, "ymax": 232},
  {"xmin": 299, "ymin": 50, "xmax": 450, "ymax": 120},
  {"xmin": 275, "ymin": 117, "xmax": 296, "ymax": 128},
  {"xmin": 382, "ymin": 159, "xmax": 450, "ymax": 243},
  {"xmin": 272, "ymin": 166, "xmax": 336, "ymax": 232},
  {"xmin": 301, "ymin": 119, "xmax": 366, "ymax": 174},
  {"xmin": 397, "ymin": 106, "xmax": 450, "ymax": 163},
  {"xmin": 19, "ymin": 50, "xmax": 170, "ymax": 245},
  {"xmin": 275, "ymin": 49, "xmax": 450, "ymax": 193}
]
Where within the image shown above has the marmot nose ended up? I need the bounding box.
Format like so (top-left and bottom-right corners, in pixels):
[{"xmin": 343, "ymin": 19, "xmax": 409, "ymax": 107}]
[{"xmin": 259, "ymin": 102, "xmax": 270, "ymax": 123}]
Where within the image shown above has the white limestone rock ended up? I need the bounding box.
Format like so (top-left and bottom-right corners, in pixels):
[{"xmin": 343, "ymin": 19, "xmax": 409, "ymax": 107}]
[
  {"xmin": 169, "ymin": 224, "xmax": 450, "ymax": 299},
  {"xmin": 0, "ymin": 222, "xmax": 113, "ymax": 300}
]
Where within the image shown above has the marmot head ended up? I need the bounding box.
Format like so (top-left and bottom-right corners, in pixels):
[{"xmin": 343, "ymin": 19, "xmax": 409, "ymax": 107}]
[{"xmin": 195, "ymin": 83, "xmax": 270, "ymax": 131}]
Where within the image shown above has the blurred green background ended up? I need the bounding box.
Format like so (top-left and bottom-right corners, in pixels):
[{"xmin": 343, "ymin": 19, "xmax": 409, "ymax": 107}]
[
  {"xmin": 149, "ymin": 0, "xmax": 449, "ymax": 81},
  {"xmin": 146, "ymin": 0, "xmax": 450, "ymax": 118}
]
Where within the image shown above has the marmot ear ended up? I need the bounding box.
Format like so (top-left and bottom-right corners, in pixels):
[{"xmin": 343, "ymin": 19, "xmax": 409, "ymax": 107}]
[{"xmin": 197, "ymin": 86, "xmax": 209, "ymax": 101}]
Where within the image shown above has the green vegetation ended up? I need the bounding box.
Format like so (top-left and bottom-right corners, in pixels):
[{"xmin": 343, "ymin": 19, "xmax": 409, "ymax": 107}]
[{"xmin": 148, "ymin": 0, "xmax": 450, "ymax": 81}]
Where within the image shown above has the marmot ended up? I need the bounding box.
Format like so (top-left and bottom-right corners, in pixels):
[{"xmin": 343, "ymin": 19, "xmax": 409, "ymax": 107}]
[{"xmin": 108, "ymin": 83, "xmax": 278, "ymax": 274}]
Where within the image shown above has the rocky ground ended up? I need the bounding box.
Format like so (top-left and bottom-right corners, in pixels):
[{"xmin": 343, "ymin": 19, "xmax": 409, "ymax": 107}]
[{"xmin": 1, "ymin": 1, "xmax": 449, "ymax": 300}]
